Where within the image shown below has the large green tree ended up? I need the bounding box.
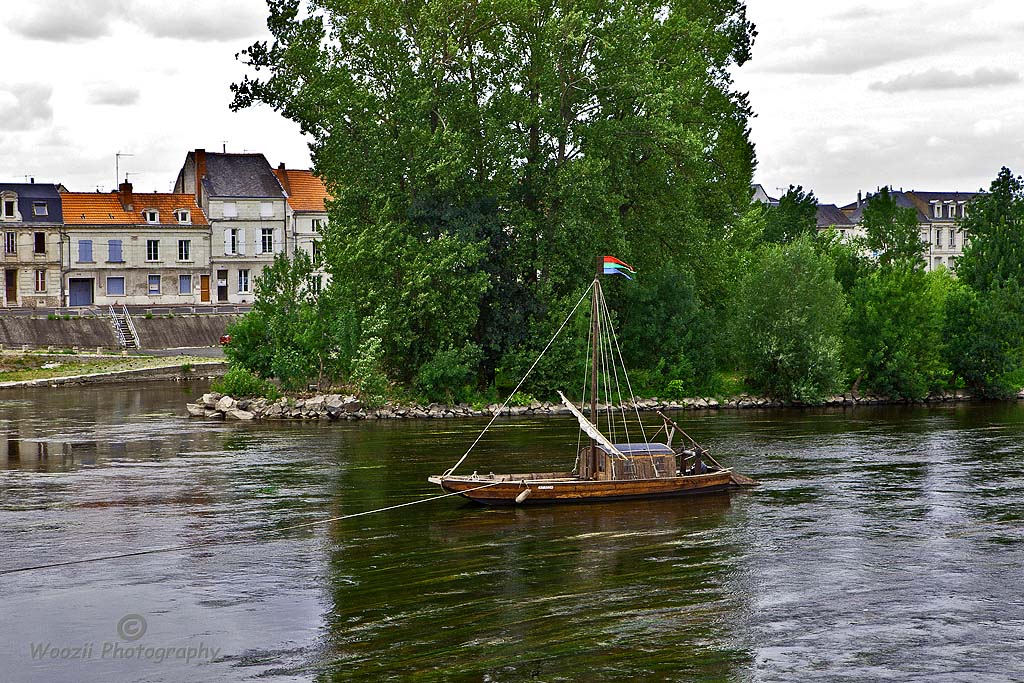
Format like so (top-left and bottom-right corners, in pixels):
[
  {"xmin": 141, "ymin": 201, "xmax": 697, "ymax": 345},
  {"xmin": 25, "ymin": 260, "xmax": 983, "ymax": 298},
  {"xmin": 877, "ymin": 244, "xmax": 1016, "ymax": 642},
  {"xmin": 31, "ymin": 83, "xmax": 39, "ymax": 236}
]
[
  {"xmin": 956, "ymin": 166, "xmax": 1024, "ymax": 291},
  {"xmin": 732, "ymin": 235, "xmax": 847, "ymax": 402},
  {"xmin": 232, "ymin": 0, "xmax": 757, "ymax": 390},
  {"xmin": 761, "ymin": 184, "xmax": 818, "ymax": 244},
  {"xmin": 860, "ymin": 186, "xmax": 925, "ymax": 268}
]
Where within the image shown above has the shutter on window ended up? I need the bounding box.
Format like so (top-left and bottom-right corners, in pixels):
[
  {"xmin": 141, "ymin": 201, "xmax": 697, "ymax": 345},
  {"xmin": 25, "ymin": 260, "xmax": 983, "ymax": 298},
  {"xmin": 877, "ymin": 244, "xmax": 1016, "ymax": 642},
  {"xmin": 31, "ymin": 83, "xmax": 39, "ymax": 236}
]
[
  {"xmin": 224, "ymin": 228, "xmax": 231, "ymax": 255},
  {"xmin": 109, "ymin": 240, "xmax": 122, "ymax": 262},
  {"xmin": 238, "ymin": 228, "xmax": 246, "ymax": 255},
  {"xmin": 274, "ymin": 227, "xmax": 282, "ymax": 254}
]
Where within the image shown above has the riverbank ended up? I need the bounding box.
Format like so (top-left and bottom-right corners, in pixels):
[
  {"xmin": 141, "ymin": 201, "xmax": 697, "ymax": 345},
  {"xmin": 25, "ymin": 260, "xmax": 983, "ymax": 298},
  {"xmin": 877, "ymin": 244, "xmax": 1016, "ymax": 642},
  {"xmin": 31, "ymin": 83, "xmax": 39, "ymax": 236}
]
[
  {"xmin": 187, "ymin": 388, "xmax": 1024, "ymax": 421},
  {"xmin": 0, "ymin": 352, "xmax": 226, "ymax": 389}
]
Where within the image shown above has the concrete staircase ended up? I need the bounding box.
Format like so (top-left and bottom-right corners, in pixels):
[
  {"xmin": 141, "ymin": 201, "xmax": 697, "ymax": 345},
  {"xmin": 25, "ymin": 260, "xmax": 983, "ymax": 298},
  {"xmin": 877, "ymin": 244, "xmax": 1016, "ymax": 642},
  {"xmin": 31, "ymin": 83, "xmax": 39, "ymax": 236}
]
[{"xmin": 108, "ymin": 305, "xmax": 139, "ymax": 349}]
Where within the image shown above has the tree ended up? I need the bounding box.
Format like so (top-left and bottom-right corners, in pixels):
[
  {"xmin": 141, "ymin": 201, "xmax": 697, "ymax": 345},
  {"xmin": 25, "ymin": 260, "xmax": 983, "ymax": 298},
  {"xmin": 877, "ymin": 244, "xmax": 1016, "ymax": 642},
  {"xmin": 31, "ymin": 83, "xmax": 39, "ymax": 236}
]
[
  {"xmin": 956, "ymin": 166, "xmax": 1024, "ymax": 291},
  {"xmin": 732, "ymin": 235, "xmax": 847, "ymax": 402},
  {"xmin": 845, "ymin": 266, "xmax": 953, "ymax": 399},
  {"xmin": 231, "ymin": 0, "xmax": 757, "ymax": 390},
  {"xmin": 861, "ymin": 186, "xmax": 925, "ymax": 268},
  {"xmin": 944, "ymin": 283, "xmax": 1023, "ymax": 398},
  {"xmin": 225, "ymin": 252, "xmax": 358, "ymax": 390},
  {"xmin": 762, "ymin": 185, "xmax": 818, "ymax": 244}
]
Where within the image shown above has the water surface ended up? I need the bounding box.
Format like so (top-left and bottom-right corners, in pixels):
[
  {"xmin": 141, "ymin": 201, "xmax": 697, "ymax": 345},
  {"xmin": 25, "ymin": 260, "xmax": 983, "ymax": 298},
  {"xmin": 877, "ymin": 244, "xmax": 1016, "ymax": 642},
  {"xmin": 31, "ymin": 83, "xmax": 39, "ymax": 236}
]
[{"xmin": 1, "ymin": 383, "xmax": 1022, "ymax": 681}]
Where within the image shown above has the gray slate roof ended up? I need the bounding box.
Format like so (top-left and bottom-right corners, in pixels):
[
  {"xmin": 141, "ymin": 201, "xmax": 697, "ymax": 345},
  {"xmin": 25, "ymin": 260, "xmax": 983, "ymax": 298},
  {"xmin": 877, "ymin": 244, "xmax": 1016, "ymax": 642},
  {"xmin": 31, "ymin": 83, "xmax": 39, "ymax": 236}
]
[
  {"xmin": 841, "ymin": 190, "xmax": 929, "ymax": 224},
  {"xmin": 0, "ymin": 183, "xmax": 64, "ymax": 223},
  {"xmin": 815, "ymin": 203, "xmax": 854, "ymax": 228},
  {"xmin": 200, "ymin": 153, "xmax": 285, "ymax": 199}
]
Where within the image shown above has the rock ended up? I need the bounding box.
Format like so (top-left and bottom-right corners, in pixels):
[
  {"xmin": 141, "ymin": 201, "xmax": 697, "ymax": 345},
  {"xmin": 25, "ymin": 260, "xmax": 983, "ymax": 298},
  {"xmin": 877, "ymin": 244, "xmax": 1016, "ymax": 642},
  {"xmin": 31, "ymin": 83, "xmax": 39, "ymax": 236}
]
[
  {"xmin": 215, "ymin": 395, "xmax": 236, "ymax": 412},
  {"xmin": 204, "ymin": 409, "xmax": 225, "ymax": 419},
  {"xmin": 326, "ymin": 395, "xmax": 344, "ymax": 409},
  {"xmin": 186, "ymin": 403, "xmax": 206, "ymax": 417},
  {"xmin": 201, "ymin": 393, "xmax": 221, "ymax": 408},
  {"xmin": 705, "ymin": 398, "xmax": 719, "ymax": 408},
  {"xmin": 344, "ymin": 400, "xmax": 363, "ymax": 413},
  {"xmin": 227, "ymin": 408, "xmax": 255, "ymax": 420}
]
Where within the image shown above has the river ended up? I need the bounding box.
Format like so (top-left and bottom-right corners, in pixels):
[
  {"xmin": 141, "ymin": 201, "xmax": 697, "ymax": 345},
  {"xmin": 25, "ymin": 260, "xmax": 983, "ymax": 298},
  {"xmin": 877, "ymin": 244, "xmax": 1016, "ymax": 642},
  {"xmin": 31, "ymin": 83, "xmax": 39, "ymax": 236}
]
[{"xmin": 1, "ymin": 382, "xmax": 1022, "ymax": 682}]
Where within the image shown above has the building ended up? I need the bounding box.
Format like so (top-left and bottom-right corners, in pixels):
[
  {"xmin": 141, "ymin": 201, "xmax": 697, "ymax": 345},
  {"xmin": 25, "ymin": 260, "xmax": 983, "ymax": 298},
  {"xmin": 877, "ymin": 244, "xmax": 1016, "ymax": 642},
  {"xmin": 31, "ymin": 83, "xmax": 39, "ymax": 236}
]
[
  {"xmin": 60, "ymin": 183, "xmax": 210, "ymax": 306},
  {"xmin": 0, "ymin": 182, "xmax": 65, "ymax": 307},
  {"xmin": 840, "ymin": 189, "xmax": 981, "ymax": 271},
  {"xmin": 273, "ymin": 163, "xmax": 330, "ymax": 286},
  {"xmin": 174, "ymin": 150, "xmax": 287, "ymax": 303},
  {"xmin": 815, "ymin": 203, "xmax": 858, "ymax": 237},
  {"xmin": 751, "ymin": 183, "xmax": 779, "ymax": 207}
]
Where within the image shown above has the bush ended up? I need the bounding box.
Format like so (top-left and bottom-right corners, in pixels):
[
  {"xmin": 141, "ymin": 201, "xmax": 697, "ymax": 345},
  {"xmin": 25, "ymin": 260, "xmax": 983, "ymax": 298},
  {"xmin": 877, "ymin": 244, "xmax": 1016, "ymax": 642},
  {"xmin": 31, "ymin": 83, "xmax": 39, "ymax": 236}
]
[
  {"xmin": 414, "ymin": 343, "xmax": 482, "ymax": 403},
  {"xmin": 212, "ymin": 366, "xmax": 279, "ymax": 399},
  {"xmin": 351, "ymin": 334, "xmax": 389, "ymax": 408}
]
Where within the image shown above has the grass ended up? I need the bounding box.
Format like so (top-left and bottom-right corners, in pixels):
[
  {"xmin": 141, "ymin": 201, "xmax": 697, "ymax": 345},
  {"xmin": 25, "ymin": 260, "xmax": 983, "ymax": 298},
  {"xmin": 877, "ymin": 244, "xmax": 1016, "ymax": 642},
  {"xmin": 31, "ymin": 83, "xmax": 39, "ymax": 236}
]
[{"xmin": 0, "ymin": 353, "xmax": 217, "ymax": 382}]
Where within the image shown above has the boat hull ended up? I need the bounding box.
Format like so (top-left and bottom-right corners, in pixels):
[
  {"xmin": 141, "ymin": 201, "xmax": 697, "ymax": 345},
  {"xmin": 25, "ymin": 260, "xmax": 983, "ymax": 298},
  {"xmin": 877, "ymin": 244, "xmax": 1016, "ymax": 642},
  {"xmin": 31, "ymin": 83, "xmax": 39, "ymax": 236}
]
[{"xmin": 428, "ymin": 470, "xmax": 736, "ymax": 506}]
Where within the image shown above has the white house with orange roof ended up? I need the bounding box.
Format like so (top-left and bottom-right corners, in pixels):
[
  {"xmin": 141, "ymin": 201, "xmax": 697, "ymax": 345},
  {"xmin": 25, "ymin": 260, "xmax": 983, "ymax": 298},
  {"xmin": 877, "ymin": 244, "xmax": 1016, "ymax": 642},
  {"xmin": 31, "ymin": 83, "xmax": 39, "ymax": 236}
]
[
  {"xmin": 273, "ymin": 162, "xmax": 330, "ymax": 288},
  {"xmin": 60, "ymin": 182, "xmax": 210, "ymax": 306}
]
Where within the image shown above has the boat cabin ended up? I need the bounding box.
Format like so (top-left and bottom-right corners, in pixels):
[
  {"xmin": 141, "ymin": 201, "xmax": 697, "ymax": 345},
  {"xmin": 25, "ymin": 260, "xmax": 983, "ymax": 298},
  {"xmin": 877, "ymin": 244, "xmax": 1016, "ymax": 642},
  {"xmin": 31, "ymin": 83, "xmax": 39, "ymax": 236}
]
[{"xmin": 580, "ymin": 443, "xmax": 679, "ymax": 481}]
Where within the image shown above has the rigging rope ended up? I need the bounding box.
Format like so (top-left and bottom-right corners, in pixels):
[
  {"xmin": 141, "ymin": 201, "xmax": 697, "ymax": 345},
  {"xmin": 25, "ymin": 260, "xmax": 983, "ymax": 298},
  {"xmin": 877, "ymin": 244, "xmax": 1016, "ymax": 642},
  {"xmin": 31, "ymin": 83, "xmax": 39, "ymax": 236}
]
[
  {"xmin": 0, "ymin": 481, "xmax": 505, "ymax": 577},
  {"xmin": 443, "ymin": 281, "xmax": 596, "ymax": 477}
]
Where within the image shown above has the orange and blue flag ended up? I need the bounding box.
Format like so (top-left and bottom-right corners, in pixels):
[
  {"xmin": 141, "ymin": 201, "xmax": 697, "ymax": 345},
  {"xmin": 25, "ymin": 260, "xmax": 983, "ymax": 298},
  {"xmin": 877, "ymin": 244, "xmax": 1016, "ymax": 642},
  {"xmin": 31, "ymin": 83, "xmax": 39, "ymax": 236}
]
[{"xmin": 603, "ymin": 256, "xmax": 636, "ymax": 280}]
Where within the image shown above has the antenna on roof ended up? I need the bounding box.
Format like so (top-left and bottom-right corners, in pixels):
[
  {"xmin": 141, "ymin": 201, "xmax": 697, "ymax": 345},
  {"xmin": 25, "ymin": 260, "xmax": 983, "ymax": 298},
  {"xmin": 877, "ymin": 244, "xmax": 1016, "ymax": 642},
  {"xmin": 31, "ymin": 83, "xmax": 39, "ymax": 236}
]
[
  {"xmin": 221, "ymin": 141, "xmax": 228, "ymax": 153},
  {"xmin": 115, "ymin": 152, "xmax": 134, "ymax": 189}
]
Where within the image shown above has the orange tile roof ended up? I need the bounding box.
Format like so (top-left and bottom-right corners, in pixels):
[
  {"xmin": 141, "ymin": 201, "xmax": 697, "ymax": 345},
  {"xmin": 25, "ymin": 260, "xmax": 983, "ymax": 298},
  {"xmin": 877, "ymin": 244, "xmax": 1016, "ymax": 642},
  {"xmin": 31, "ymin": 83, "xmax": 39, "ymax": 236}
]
[
  {"xmin": 273, "ymin": 168, "xmax": 330, "ymax": 213},
  {"xmin": 60, "ymin": 192, "xmax": 208, "ymax": 226}
]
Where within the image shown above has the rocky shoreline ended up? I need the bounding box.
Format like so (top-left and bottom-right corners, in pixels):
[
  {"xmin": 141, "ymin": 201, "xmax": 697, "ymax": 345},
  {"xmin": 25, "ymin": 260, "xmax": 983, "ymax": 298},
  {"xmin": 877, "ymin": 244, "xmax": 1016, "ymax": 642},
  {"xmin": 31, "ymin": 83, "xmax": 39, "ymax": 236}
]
[{"xmin": 186, "ymin": 389, "xmax": 1024, "ymax": 421}]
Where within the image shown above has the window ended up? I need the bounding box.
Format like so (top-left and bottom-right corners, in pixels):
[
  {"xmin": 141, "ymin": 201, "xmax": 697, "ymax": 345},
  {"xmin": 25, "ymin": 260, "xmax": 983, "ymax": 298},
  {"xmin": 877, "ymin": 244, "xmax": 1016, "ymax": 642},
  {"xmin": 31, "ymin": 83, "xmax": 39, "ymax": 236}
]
[
  {"xmin": 226, "ymin": 228, "xmax": 244, "ymax": 255},
  {"xmin": 311, "ymin": 218, "xmax": 324, "ymax": 232},
  {"xmin": 260, "ymin": 202, "xmax": 273, "ymax": 218},
  {"xmin": 108, "ymin": 239, "xmax": 123, "ymax": 262},
  {"xmin": 78, "ymin": 239, "xmax": 93, "ymax": 263},
  {"xmin": 174, "ymin": 209, "xmax": 190, "ymax": 224},
  {"xmin": 143, "ymin": 209, "xmax": 159, "ymax": 223},
  {"xmin": 4, "ymin": 232, "xmax": 15, "ymax": 254},
  {"xmin": 179, "ymin": 274, "xmax": 192, "ymax": 294},
  {"xmin": 222, "ymin": 202, "xmax": 237, "ymax": 218},
  {"xmin": 34, "ymin": 269, "xmax": 46, "ymax": 293},
  {"xmin": 311, "ymin": 239, "xmax": 321, "ymax": 266},
  {"xmin": 146, "ymin": 239, "xmax": 159, "ymax": 261},
  {"xmin": 311, "ymin": 275, "xmax": 322, "ymax": 295},
  {"xmin": 950, "ymin": 230, "xmax": 957, "ymax": 248},
  {"xmin": 261, "ymin": 228, "xmax": 274, "ymax": 254},
  {"xmin": 935, "ymin": 229, "xmax": 942, "ymax": 247},
  {"xmin": 932, "ymin": 202, "xmax": 941, "ymax": 218},
  {"xmin": 107, "ymin": 276, "xmax": 125, "ymax": 296},
  {"xmin": 34, "ymin": 232, "xmax": 45, "ymax": 254},
  {"xmin": 238, "ymin": 269, "xmax": 250, "ymax": 293},
  {"xmin": 148, "ymin": 275, "xmax": 161, "ymax": 295},
  {"xmin": 178, "ymin": 239, "xmax": 191, "ymax": 261},
  {"xmin": 960, "ymin": 203, "xmax": 967, "ymax": 218},
  {"xmin": 32, "ymin": 202, "xmax": 47, "ymax": 217},
  {"xmin": 2, "ymin": 199, "xmax": 15, "ymax": 218}
]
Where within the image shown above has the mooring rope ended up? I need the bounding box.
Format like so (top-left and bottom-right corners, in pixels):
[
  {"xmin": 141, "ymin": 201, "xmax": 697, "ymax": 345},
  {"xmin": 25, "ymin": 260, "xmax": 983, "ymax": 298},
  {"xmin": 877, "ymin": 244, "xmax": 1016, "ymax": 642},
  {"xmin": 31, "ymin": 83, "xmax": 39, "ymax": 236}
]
[
  {"xmin": 443, "ymin": 281, "xmax": 596, "ymax": 478},
  {"xmin": 0, "ymin": 481, "xmax": 504, "ymax": 577}
]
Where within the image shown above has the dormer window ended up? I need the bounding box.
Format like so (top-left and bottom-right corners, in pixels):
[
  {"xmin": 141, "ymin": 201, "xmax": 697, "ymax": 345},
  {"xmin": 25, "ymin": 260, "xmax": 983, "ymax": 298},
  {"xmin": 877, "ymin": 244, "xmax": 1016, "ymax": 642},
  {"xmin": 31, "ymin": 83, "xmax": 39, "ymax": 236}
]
[
  {"xmin": 944, "ymin": 202, "xmax": 954, "ymax": 219},
  {"xmin": 932, "ymin": 202, "xmax": 940, "ymax": 218},
  {"xmin": 174, "ymin": 209, "xmax": 190, "ymax": 224},
  {"xmin": 32, "ymin": 202, "xmax": 47, "ymax": 217},
  {"xmin": 1, "ymin": 192, "xmax": 18, "ymax": 220},
  {"xmin": 143, "ymin": 209, "xmax": 159, "ymax": 223},
  {"xmin": 959, "ymin": 202, "xmax": 967, "ymax": 218},
  {"xmin": 2, "ymin": 200, "xmax": 14, "ymax": 219}
]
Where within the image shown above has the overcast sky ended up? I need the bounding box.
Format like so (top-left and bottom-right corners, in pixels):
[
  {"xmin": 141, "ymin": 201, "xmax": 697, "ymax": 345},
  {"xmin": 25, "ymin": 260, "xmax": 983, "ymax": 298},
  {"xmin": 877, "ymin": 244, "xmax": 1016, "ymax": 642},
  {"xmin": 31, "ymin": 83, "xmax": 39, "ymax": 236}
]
[{"xmin": 1, "ymin": 1, "xmax": 1022, "ymax": 204}]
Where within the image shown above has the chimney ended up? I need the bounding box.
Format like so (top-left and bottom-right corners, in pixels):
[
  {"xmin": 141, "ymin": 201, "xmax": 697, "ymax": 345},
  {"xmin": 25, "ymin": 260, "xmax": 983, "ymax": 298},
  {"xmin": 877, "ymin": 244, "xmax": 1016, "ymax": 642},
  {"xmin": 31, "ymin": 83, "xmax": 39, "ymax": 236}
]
[
  {"xmin": 277, "ymin": 162, "xmax": 291, "ymax": 195},
  {"xmin": 194, "ymin": 148, "xmax": 207, "ymax": 205},
  {"xmin": 30, "ymin": 177, "xmax": 34, "ymax": 184},
  {"xmin": 857, "ymin": 190, "xmax": 862, "ymax": 208},
  {"xmin": 118, "ymin": 180, "xmax": 134, "ymax": 211}
]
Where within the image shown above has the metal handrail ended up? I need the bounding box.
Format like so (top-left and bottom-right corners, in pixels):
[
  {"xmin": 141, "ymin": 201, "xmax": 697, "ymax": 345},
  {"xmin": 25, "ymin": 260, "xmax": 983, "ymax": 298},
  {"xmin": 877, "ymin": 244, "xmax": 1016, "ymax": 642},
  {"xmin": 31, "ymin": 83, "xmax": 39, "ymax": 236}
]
[
  {"xmin": 108, "ymin": 305, "xmax": 127, "ymax": 347},
  {"xmin": 122, "ymin": 305, "xmax": 139, "ymax": 349}
]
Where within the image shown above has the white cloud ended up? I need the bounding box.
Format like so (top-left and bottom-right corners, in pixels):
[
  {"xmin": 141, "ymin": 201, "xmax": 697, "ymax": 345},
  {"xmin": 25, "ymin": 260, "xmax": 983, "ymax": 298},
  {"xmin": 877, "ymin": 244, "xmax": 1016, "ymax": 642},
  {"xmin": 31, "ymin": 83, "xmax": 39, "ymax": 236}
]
[
  {"xmin": 8, "ymin": 0, "xmax": 119, "ymax": 43},
  {"xmin": 972, "ymin": 119, "xmax": 1003, "ymax": 137},
  {"xmin": 88, "ymin": 85, "xmax": 141, "ymax": 106},
  {"xmin": 870, "ymin": 67, "xmax": 1020, "ymax": 93},
  {"xmin": 0, "ymin": 85, "xmax": 55, "ymax": 131}
]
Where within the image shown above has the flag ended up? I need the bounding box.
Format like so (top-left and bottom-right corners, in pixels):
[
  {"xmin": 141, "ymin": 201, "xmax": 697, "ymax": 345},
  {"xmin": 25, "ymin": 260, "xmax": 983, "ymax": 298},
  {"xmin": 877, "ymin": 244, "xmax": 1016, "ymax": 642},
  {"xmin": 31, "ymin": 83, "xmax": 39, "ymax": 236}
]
[{"xmin": 603, "ymin": 256, "xmax": 636, "ymax": 280}]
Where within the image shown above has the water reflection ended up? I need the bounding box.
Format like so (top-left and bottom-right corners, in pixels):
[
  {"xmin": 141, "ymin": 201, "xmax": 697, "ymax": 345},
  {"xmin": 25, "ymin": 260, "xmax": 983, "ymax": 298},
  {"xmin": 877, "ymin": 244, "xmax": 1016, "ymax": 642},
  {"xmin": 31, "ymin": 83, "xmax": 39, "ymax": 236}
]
[{"xmin": 0, "ymin": 387, "xmax": 1022, "ymax": 682}]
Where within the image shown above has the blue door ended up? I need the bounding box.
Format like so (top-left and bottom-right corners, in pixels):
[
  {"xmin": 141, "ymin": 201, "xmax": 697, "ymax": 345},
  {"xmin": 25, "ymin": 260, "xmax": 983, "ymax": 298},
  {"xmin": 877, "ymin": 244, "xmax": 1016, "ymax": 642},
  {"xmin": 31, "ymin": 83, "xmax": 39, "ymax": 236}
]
[{"xmin": 68, "ymin": 278, "xmax": 93, "ymax": 306}]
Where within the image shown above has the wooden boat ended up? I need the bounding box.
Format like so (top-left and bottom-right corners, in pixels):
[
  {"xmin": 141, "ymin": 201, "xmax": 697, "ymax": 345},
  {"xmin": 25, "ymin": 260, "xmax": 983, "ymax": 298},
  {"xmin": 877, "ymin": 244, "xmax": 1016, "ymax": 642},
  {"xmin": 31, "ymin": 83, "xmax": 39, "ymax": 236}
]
[{"xmin": 429, "ymin": 257, "xmax": 756, "ymax": 506}]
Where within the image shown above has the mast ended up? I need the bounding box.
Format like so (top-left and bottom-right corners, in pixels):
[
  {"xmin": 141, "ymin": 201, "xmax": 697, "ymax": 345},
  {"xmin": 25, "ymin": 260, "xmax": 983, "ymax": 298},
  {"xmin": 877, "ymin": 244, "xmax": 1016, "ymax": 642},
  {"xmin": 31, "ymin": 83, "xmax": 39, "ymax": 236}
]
[{"xmin": 588, "ymin": 256, "xmax": 601, "ymax": 479}]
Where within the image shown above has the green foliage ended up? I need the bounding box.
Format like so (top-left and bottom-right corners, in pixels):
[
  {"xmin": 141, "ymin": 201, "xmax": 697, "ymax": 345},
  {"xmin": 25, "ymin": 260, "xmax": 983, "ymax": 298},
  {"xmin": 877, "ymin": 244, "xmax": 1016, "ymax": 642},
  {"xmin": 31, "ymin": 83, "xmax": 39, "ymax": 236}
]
[
  {"xmin": 860, "ymin": 186, "xmax": 925, "ymax": 268},
  {"xmin": 956, "ymin": 167, "xmax": 1024, "ymax": 291},
  {"xmin": 815, "ymin": 228, "xmax": 871, "ymax": 292},
  {"xmin": 846, "ymin": 266, "xmax": 953, "ymax": 399},
  {"xmin": 232, "ymin": 0, "xmax": 757, "ymax": 397},
  {"xmin": 414, "ymin": 343, "xmax": 483, "ymax": 404},
  {"xmin": 144, "ymin": 312, "xmax": 153, "ymax": 320},
  {"xmin": 225, "ymin": 251, "xmax": 358, "ymax": 391},
  {"xmin": 506, "ymin": 392, "xmax": 539, "ymax": 408},
  {"xmin": 762, "ymin": 185, "xmax": 818, "ymax": 244},
  {"xmin": 732, "ymin": 235, "xmax": 847, "ymax": 402},
  {"xmin": 213, "ymin": 366, "xmax": 280, "ymax": 399},
  {"xmin": 350, "ymin": 323, "xmax": 390, "ymax": 408},
  {"xmin": 943, "ymin": 283, "xmax": 1024, "ymax": 398}
]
